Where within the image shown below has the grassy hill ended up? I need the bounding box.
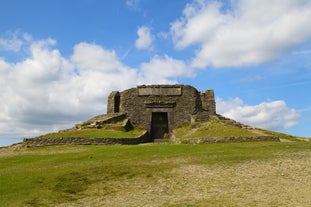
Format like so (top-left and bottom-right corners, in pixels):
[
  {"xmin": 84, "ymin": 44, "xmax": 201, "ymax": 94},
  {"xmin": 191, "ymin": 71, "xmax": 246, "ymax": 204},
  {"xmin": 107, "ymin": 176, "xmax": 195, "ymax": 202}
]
[
  {"xmin": 173, "ymin": 118, "xmax": 258, "ymax": 138},
  {"xmin": 1, "ymin": 142, "xmax": 311, "ymax": 206},
  {"xmin": 172, "ymin": 116, "xmax": 304, "ymax": 142},
  {"xmin": 2, "ymin": 115, "xmax": 310, "ymax": 206}
]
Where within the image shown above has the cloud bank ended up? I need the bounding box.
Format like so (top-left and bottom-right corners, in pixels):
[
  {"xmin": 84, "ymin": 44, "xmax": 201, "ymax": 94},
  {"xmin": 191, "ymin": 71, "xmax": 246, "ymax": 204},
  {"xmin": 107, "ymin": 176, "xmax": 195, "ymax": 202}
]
[
  {"xmin": 171, "ymin": 0, "xmax": 311, "ymax": 68},
  {"xmin": 0, "ymin": 35, "xmax": 194, "ymax": 138},
  {"xmin": 217, "ymin": 97, "xmax": 300, "ymax": 130}
]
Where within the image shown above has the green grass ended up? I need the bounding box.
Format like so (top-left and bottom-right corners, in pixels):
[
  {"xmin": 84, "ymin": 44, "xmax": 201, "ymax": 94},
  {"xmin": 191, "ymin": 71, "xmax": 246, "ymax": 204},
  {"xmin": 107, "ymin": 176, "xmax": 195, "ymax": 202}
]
[
  {"xmin": 1, "ymin": 142, "xmax": 311, "ymax": 206},
  {"xmin": 38, "ymin": 128, "xmax": 146, "ymax": 139},
  {"xmin": 174, "ymin": 118, "xmax": 257, "ymax": 138}
]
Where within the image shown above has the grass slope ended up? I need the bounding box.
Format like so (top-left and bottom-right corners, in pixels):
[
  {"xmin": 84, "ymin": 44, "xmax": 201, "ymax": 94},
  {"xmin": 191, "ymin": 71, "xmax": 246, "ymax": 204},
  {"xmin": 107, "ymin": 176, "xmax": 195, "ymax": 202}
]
[
  {"xmin": 36, "ymin": 116, "xmax": 303, "ymax": 143},
  {"xmin": 1, "ymin": 142, "xmax": 311, "ymax": 206},
  {"xmin": 173, "ymin": 118, "xmax": 258, "ymax": 138},
  {"xmin": 173, "ymin": 117, "xmax": 305, "ymax": 142}
]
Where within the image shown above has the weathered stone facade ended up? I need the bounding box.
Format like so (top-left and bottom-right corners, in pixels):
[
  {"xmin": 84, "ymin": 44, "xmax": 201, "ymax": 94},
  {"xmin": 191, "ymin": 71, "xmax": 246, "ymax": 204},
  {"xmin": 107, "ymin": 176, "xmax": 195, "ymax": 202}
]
[{"xmin": 107, "ymin": 85, "xmax": 216, "ymax": 138}]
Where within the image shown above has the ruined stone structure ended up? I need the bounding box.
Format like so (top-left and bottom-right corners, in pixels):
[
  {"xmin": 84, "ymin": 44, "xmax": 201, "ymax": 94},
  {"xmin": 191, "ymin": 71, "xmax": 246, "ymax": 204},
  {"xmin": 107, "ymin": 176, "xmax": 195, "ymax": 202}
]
[
  {"xmin": 23, "ymin": 84, "xmax": 280, "ymax": 146},
  {"xmin": 107, "ymin": 85, "xmax": 216, "ymax": 139}
]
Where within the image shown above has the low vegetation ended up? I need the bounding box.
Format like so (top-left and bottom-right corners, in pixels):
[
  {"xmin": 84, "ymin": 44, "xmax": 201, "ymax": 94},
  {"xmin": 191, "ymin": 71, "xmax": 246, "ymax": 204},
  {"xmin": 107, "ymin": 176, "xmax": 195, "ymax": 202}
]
[{"xmin": 1, "ymin": 142, "xmax": 311, "ymax": 206}]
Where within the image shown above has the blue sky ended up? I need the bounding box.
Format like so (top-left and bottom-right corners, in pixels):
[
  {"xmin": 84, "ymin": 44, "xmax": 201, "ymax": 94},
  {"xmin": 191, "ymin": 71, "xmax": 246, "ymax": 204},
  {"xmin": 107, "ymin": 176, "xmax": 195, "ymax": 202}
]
[{"xmin": 1, "ymin": 0, "xmax": 311, "ymax": 146}]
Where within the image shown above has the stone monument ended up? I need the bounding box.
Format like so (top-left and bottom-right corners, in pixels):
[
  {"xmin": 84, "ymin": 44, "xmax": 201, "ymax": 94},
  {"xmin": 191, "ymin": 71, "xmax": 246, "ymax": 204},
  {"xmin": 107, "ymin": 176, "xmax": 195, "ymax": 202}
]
[{"xmin": 107, "ymin": 84, "xmax": 216, "ymax": 139}]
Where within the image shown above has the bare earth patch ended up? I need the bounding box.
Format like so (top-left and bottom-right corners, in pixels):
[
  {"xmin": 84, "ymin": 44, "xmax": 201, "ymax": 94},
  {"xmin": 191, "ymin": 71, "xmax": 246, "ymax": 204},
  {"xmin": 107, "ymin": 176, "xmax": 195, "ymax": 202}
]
[{"xmin": 58, "ymin": 151, "xmax": 311, "ymax": 207}]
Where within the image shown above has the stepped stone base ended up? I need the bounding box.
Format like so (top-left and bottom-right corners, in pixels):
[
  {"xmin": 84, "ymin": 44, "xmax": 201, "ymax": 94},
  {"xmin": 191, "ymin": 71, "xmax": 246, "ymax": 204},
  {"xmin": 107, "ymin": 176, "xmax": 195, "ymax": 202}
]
[{"xmin": 216, "ymin": 114, "xmax": 251, "ymax": 128}]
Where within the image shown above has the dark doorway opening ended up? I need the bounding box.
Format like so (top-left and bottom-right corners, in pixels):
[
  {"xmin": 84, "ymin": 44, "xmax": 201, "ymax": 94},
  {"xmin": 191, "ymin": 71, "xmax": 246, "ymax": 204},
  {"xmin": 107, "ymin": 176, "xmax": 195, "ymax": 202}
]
[
  {"xmin": 151, "ymin": 112, "xmax": 169, "ymax": 139},
  {"xmin": 114, "ymin": 92, "xmax": 120, "ymax": 112}
]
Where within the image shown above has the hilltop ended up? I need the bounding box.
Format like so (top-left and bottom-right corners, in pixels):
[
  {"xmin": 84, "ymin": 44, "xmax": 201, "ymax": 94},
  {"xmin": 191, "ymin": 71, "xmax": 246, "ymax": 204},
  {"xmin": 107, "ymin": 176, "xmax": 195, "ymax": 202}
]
[
  {"xmin": 22, "ymin": 84, "xmax": 308, "ymax": 146},
  {"xmin": 1, "ymin": 110, "xmax": 310, "ymax": 206},
  {"xmin": 22, "ymin": 112, "xmax": 305, "ymax": 147},
  {"xmin": 1, "ymin": 142, "xmax": 311, "ymax": 206}
]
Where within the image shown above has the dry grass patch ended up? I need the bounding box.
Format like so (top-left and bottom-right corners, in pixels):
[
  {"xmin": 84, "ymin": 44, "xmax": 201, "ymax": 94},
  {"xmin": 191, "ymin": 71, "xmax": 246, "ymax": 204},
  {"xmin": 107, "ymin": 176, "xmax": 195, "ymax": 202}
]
[{"xmin": 58, "ymin": 150, "xmax": 311, "ymax": 207}]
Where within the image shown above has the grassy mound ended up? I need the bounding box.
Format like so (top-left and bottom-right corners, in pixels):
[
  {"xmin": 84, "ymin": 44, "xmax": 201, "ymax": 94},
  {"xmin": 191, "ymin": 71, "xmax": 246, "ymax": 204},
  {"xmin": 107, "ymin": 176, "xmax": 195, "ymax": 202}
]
[
  {"xmin": 173, "ymin": 117, "xmax": 258, "ymax": 139},
  {"xmin": 1, "ymin": 142, "xmax": 311, "ymax": 206}
]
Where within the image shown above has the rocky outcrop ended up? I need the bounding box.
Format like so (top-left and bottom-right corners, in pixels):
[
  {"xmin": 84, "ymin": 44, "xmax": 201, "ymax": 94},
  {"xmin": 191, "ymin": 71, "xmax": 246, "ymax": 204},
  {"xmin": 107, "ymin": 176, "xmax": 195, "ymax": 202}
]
[{"xmin": 74, "ymin": 113, "xmax": 132, "ymax": 131}]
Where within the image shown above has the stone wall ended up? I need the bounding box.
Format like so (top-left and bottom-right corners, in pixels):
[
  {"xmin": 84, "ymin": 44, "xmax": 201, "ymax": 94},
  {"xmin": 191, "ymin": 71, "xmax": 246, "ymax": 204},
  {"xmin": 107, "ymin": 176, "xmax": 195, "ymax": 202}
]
[
  {"xmin": 23, "ymin": 134, "xmax": 279, "ymax": 146},
  {"xmin": 23, "ymin": 131, "xmax": 151, "ymax": 146},
  {"xmin": 200, "ymin": 90, "xmax": 216, "ymax": 115},
  {"xmin": 172, "ymin": 136, "xmax": 280, "ymax": 144}
]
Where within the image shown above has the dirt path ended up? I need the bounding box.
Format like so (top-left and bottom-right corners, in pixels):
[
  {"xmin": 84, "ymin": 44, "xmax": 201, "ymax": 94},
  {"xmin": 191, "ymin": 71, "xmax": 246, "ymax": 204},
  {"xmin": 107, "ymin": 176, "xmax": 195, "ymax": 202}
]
[{"xmin": 58, "ymin": 150, "xmax": 311, "ymax": 207}]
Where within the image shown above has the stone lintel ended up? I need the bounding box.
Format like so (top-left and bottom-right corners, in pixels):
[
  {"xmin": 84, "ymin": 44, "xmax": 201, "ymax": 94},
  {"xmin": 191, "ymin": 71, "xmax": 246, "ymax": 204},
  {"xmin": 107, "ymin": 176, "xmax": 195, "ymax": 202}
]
[{"xmin": 138, "ymin": 85, "xmax": 182, "ymax": 96}]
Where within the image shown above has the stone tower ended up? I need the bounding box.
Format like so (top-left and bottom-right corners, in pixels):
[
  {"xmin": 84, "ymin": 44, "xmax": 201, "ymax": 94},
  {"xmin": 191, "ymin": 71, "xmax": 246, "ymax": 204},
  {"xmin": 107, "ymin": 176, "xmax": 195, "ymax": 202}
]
[{"xmin": 200, "ymin": 90, "xmax": 216, "ymax": 115}]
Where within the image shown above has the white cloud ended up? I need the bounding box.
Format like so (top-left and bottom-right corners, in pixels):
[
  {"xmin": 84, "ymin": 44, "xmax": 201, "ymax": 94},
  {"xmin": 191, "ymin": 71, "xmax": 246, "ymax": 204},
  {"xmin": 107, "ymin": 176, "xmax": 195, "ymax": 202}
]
[
  {"xmin": 126, "ymin": 0, "xmax": 141, "ymax": 10},
  {"xmin": 71, "ymin": 43, "xmax": 122, "ymax": 72},
  {"xmin": 139, "ymin": 55, "xmax": 193, "ymax": 83},
  {"xmin": 126, "ymin": 0, "xmax": 138, "ymax": 8},
  {"xmin": 0, "ymin": 35, "xmax": 191, "ymax": 139},
  {"xmin": 170, "ymin": 0, "xmax": 311, "ymax": 68},
  {"xmin": 0, "ymin": 39, "xmax": 139, "ymax": 139},
  {"xmin": 0, "ymin": 38, "xmax": 23, "ymax": 52},
  {"xmin": 0, "ymin": 31, "xmax": 32, "ymax": 52},
  {"xmin": 135, "ymin": 26, "xmax": 154, "ymax": 50},
  {"xmin": 0, "ymin": 33, "xmax": 23, "ymax": 52},
  {"xmin": 216, "ymin": 97, "xmax": 300, "ymax": 130}
]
